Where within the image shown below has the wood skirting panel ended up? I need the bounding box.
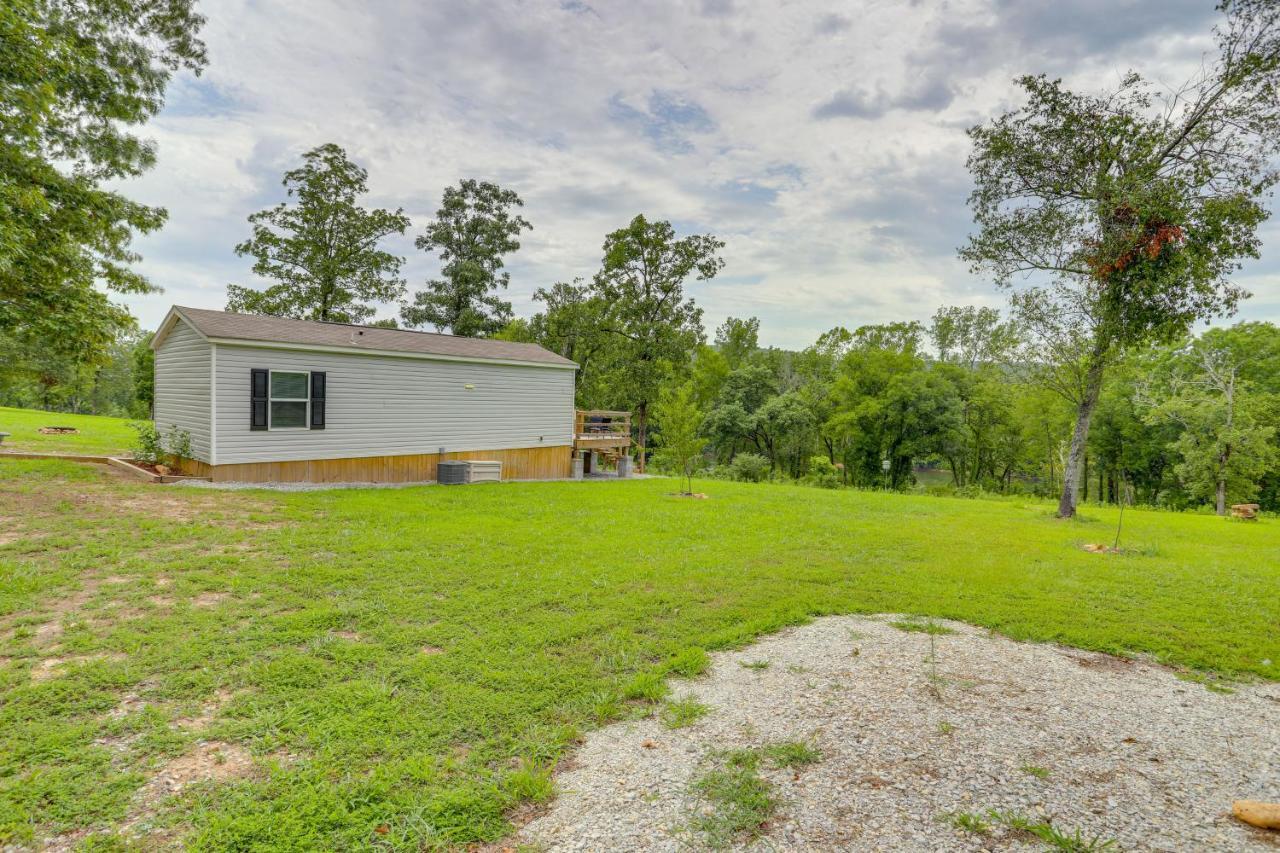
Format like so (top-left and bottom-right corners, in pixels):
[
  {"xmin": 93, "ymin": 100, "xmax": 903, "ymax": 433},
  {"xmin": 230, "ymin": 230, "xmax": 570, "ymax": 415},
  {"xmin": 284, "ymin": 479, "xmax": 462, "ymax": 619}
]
[
  {"xmin": 178, "ymin": 457, "xmax": 213, "ymax": 478},
  {"xmin": 206, "ymin": 445, "xmax": 572, "ymax": 483}
]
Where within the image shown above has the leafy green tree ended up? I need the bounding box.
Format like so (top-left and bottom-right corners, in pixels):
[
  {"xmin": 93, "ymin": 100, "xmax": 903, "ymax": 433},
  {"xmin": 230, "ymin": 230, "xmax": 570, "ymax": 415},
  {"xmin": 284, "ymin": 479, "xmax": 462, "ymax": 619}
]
[
  {"xmin": 929, "ymin": 306, "xmax": 1019, "ymax": 369},
  {"xmin": 753, "ymin": 392, "xmax": 814, "ymax": 477},
  {"xmin": 227, "ymin": 144, "xmax": 410, "ymax": 324},
  {"xmin": 714, "ymin": 317, "xmax": 761, "ymax": 368},
  {"xmin": 132, "ymin": 333, "xmax": 156, "ymax": 417},
  {"xmin": 689, "ymin": 345, "xmax": 730, "ymax": 410},
  {"xmin": 402, "ymin": 179, "xmax": 532, "ymax": 337},
  {"xmin": 1144, "ymin": 338, "xmax": 1278, "ymax": 513},
  {"xmin": 652, "ymin": 382, "xmax": 708, "ymax": 494},
  {"xmin": 1, "ymin": 0, "xmax": 206, "ymax": 377},
  {"xmin": 592, "ymin": 215, "xmax": 725, "ymax": 470},
  {"xmin": 702, "ymin": 364, "xmax": 777, "ymax": 463},
  {"xmin": 794, "ymin": 327, "xmax": 854, "ymax": 472},
  {"xmin": 827, "ymin": 327, "xmax": 960, "ymax": 488},
  {"xmin": 961, "ymin": 2, "xmax": 1280, "ymax": 517},
  {"xmin": 526, "ymin": 279, "xmax": 611, "ymax": 404}
]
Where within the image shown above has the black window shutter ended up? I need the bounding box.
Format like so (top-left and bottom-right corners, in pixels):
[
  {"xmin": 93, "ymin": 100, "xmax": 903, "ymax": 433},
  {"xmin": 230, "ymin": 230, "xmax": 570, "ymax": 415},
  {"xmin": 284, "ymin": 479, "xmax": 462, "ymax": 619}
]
[
  {"xmin": 310, "ymin": 371, "xmax": 326, "ymax": 430},
  {"xmin": 250, "ymin": 369, "xmax": 268, "ymax": 430}
]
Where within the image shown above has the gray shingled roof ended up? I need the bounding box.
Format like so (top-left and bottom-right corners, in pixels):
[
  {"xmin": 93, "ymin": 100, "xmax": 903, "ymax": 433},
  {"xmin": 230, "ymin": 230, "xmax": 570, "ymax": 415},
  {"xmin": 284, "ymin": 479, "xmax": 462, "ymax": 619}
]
[{"xmin": 171, "ymin": 306, "xmax": 577, "ymax": 367}]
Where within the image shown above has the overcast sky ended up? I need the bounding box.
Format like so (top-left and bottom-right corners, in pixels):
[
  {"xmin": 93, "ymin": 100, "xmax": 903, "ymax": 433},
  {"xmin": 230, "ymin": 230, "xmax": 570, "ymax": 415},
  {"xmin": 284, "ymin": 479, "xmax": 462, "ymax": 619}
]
[{"xmin": 118, "ymin": 0, "xmax": 1279, "ymax": 349}]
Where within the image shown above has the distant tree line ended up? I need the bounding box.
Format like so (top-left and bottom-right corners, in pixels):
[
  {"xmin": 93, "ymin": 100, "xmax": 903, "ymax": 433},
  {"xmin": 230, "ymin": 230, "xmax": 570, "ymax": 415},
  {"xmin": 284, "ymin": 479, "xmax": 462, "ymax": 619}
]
[{"xmin": 4, "ymin": 0, "xmax": 1277, "ymax": 518}]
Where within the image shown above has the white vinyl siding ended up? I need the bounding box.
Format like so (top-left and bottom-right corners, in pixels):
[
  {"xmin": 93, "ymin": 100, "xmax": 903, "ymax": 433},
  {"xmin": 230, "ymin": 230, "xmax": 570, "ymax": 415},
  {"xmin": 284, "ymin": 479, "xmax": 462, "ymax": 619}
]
[
  {"xmin": 213, "ymin": 343, "xmax": 575, "ymax": 464},
  {"xmin": 152, "ymin": 318, "xmax": 212, "ymax": 461}
]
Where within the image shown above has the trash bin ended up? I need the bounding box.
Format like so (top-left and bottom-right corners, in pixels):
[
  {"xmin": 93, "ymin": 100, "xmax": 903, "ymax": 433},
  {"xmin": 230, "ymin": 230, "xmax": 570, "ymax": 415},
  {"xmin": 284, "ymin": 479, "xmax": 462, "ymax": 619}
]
[
  {"xmin": 571, "ymin": 455, "xmax": 584, "ymax": 479},
  {"xmin": 616, "ymin": 455, "xmax": 631, "ymax": 478}
]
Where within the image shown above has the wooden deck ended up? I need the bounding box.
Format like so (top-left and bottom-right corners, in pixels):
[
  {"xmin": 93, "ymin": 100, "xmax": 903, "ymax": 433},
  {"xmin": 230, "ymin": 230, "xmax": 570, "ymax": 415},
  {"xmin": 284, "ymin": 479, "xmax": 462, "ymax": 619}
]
[{"xmin": 573, "ymin": 410, "xmax": 632, "ymax": 451}]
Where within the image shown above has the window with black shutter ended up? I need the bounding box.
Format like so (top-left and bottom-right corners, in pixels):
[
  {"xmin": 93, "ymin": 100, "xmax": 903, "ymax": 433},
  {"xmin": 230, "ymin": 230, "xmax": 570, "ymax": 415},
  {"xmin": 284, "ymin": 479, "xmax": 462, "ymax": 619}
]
[
  {"xmin": 310, "ymin": 371, "xmax": 326, "ymax": 430},
  {"xmin": 250, "ymin": 369, "xmax": 268, "ymax": 430}
]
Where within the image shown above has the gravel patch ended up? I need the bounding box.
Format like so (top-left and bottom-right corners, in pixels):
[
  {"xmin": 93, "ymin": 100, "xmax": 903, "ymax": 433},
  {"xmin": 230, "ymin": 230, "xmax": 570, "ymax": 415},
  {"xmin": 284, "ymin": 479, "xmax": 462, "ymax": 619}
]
[{"xmin": 520, "ymin": 615, "xmax": 1280, "ymax": 851}]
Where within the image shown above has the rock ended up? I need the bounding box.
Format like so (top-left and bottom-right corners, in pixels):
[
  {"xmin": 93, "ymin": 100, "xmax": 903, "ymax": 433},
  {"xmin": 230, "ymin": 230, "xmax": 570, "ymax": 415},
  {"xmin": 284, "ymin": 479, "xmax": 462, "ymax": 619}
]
[{"xmin": 1233, "ymin": 800, "xmax": 1280, "ymax": 830}]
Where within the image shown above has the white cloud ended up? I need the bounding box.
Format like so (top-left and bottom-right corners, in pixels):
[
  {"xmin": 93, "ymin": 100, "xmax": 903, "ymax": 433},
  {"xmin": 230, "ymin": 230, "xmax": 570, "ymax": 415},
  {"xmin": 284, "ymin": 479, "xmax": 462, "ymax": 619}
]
[{"xmin": 117, "ymin": 0, "xmax": 1279, "ymax": 350}]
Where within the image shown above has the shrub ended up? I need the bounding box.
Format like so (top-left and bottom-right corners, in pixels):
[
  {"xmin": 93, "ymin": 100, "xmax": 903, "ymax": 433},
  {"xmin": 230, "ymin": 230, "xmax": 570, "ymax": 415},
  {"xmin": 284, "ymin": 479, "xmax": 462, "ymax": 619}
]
[
  {"xmin": 130, "ymin": 422, "xmax": 165, "ymax": 465},
  {"xmin": 728, "ymin": 453, "xmax": 770, "ymax": 483},
  {"xmin": 130, "ymin": 422, "xmax": 192, "ymax": 471},
  {"xmin": 805, "ymin": 455, "xmax": 841, "ymax": 489}
]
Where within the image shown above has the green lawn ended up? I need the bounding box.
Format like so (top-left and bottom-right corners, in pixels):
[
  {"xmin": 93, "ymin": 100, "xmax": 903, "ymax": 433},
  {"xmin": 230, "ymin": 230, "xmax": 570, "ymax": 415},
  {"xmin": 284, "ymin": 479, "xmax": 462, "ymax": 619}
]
[
  {"xmin": 0, "ymin": 406, "xmax": 142, "ymax": 456},
  {"xmin": 1, "ymin": 457, "xmax": 1277, "ymax": 850}
]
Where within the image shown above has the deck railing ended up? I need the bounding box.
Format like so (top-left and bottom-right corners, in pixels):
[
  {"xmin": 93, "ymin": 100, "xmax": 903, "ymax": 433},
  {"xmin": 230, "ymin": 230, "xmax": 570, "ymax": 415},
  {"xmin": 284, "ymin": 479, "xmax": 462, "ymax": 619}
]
[{"xmin": 574, "ymin": 410, "xmax": 632, "ymax": 444}]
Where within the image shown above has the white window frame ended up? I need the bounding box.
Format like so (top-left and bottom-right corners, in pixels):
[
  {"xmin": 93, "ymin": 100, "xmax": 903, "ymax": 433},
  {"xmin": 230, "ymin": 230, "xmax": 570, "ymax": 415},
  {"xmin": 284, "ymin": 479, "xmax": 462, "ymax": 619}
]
[{"xmin": 268, "ymin": 369, "xmax": 311, "ymax": 431}]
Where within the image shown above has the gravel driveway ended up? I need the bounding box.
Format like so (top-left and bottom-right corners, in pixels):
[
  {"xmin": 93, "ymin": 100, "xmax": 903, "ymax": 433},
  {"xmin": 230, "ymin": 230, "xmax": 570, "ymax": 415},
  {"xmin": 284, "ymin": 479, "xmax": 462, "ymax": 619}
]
[{"xmin": 519, "ymin": 615, "xmax": 1280, "ymax": 851}]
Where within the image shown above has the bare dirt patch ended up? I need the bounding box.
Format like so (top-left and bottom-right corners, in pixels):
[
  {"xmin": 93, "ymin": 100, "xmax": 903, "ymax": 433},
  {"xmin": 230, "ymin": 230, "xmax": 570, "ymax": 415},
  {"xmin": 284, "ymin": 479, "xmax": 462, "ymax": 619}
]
[
  {"xmin": 191, "ymin": 591, "xmax": 228, "ymax": 608},
  {"xmin": 520, "ymin": 616, "xmax": 1280, "ymax": 852},
  {"xmin": 31, "ymin": 652, "xmax": 126, "ymax": 683},
  {"xmin": 332, "ymin": 630, "xmax": 362, "ymax": 641},
  {"xmin": 421, "ymin": 645, "xmax": 445, "ymax": 656},
  {"xmin": 123, "ymin": 740, "xmax": 256, "ymax": 838},
  {"xmin": 175, "ymin": 689, "xmax": 239, "ymax": 731}
]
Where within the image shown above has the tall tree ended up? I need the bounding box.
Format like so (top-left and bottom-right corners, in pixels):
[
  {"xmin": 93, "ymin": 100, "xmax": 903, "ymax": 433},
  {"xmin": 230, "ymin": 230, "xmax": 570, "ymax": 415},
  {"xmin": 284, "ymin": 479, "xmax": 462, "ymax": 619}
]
[
  {"xmin": 714, "ymin": 317, "xmax": 761, "ymax": 368},
  {"xmin": 1143, "ymin": 338, "xmax": 1277, "ymax": 514},
  {"xmin": 226, "ymin": 144, "xmax": 410, "ymax": 324},
  {"xmin": 929, "ymin": 306, "xmax": 1019, "ymax": 369},
  {"xmin": 402, "ymin": 179, "xmax": 532, "ymax": 337},
  {"xmin": 592, "ymin": 215, "xmax": 725, "ymax": 471},
  {"xmin": 961, "ymin": 1, "xmax": 1280, "ymax": 517},
  {"xmin": 1, "ymin": 0, "xmax": 206, "ymax": 377}
]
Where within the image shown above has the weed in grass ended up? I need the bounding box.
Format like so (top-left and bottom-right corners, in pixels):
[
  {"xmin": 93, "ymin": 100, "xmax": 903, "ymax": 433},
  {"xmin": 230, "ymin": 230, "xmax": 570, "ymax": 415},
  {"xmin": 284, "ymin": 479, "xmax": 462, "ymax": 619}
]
[
  {"xmin": 668, "ymin": 647, "xmax": 710, "ymax": 677},
  {"xmin": 739, "ymin": 660, "xmax": 770, "ymax": 671},
  {"xmin": 622, "ymin": 671, "xmax": 669, "ymax": 703},
  {"xmin": 1020, "ymin": 764, "xmax": 1051, "ymax": 779},
  {"xmin": 660, "ymin": 696, "xmax": 711, "ymax": 729},
  {"xmin": 785, "ymin": 664, "xmax": 810, "ymax": 675},
  {"xmin": 937, "ymin": 721, "xmax": 956, "ymax": 736},
  {"xmin": 503, "ymin": 764, "xmax": 555, "ymax": 804},
  {"xmin": 587, "ymin": 691, "xmax": 622, "ymax": 724}
]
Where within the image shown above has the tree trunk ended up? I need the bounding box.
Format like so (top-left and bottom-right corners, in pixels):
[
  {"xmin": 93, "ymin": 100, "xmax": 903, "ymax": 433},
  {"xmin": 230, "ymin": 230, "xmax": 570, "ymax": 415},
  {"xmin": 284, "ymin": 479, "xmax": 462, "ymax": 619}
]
[
  {"xmin": 1057, "ymin": 356, "xmax": 1106, "ymax": 518},
  {"xmin": 1216, "ymin": 370, "xmax": 1235, "ymax": 516},
  {"xmin": 636, "ymin": 401, "xmax": 647, "ymax": 474}
]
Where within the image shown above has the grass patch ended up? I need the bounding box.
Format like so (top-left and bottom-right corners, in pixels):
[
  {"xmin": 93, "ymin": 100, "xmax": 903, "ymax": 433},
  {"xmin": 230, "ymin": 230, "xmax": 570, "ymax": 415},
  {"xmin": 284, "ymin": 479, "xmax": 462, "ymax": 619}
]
[
  {"xmin": 948, "ymin": 810, "xmax": 992, "ymax": 833},
  {"xmin": 951, "ymin": 809, "xmax": 1117, "ymax": 851},
  {"xmin": 890, "ymin": 617, "xmax": 956, "ymax": 635},
  {"xmin": 622, "ymin": 671, "xmax": 669, "ymax": 703},
  {"xmin": 659, "ymin": 696, "xmax": 711, "ymax": 729},
  {"xmin": 1175, "ymin": 669, "xmax": 1237, "ymax": 694},
  {"xmin": 687, "ymin": 741, "xmax": 822, "ymax": 845},
  {"xmin": 689, "ymin": 757, "xmax": 777, "ymax": 848},
  {"xmin": 1, "ymin": 448, "xmax": 1277, "ymax": 848},
  {"xmin": 739, "ymin": 660, "xmax": 770, "ymax": 671},
  {"xmin": 0, "ymin": 406, "xmax": 141, "ymax": 455},
  {"xmin": 667, "ymin": 646, "xmax": 710, "ymax": 677},
  {"xmin": 1020, "ymin": 764, "xmax": 1051, "ymax": 779},
  {"xmin": 760, "ymin": 741, "xmax": 821, "ymax": 768}
]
